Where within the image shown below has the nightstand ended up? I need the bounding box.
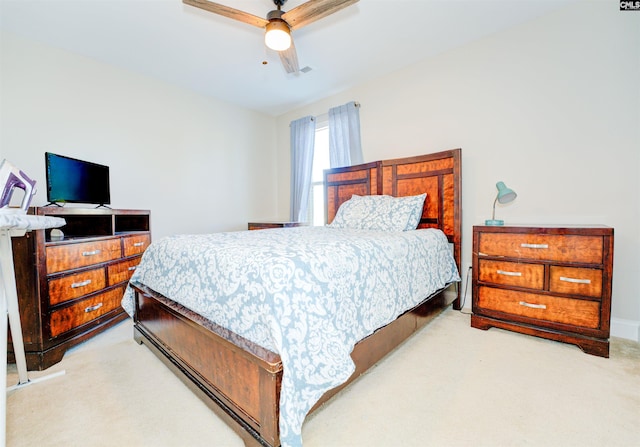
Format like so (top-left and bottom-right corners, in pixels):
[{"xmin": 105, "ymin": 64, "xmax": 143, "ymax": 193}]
[
  {"xmin": 248, "ymin": 221, "xmax": 308, "ymax": 230},
  {"xmin": 471, "ymin": 225, "xmax": 614, "ymax": 357}
]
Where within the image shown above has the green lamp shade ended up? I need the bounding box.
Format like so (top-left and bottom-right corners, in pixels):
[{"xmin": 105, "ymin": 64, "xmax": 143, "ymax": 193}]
[{"xmin": 485, "ymin": 181, "xmax": 517, "ymax": 226}]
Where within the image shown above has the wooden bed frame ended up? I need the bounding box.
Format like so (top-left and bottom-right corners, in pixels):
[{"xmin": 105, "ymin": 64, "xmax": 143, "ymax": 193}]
[{"xmin": 131, "ymin": 148, "xmax": 462, "ymax": 446}]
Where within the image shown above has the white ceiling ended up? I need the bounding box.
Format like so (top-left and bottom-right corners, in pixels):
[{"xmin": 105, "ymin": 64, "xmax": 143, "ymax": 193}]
[{"xmin": 0, "ymin": 0, "xmax": 575, "ymax": 116}]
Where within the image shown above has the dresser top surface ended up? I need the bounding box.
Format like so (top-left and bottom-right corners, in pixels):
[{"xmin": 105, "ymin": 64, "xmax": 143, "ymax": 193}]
[
  {"xmin": 474, "ymin": 224, "xmax": 612, "ymax": 228},
  {"xmin": 474, "ymin": 225, "xmax": 613, "ymax": 235}
]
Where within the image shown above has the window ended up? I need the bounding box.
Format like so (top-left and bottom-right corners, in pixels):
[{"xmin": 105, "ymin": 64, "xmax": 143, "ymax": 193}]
[{"xmin": 307, "ymin": 123, "xmax": 330, "ymax": 226}]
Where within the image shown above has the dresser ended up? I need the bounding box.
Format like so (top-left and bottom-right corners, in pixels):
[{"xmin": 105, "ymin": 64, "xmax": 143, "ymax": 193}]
[
  {"xmin": 471, "ymin": 225, "xmax": 613, "ymax": 357},
  {"xmin": 248, "ymin": 221, "xmax": 307, "ymax": 230},
  {"xmin": 9, "ymin": 207, "xmax": 151, "ymax": 370}
]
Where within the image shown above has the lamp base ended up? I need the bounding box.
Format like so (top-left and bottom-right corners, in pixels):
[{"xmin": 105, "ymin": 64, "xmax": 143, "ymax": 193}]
[{"xmin": 484, "ymin": 219, "xmax": 505, "ymax": 226}]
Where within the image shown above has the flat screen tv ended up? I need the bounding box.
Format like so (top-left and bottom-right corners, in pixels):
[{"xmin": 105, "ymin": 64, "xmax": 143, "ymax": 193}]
[{"xmin": 45, "ymin": 152, "xmax": 111, "ymax": 206}]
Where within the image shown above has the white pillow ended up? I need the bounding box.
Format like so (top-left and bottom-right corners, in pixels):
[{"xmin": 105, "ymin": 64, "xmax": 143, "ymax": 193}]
[{"xmin": 329, "ymin": 193, "xmax": 426, "ymax": 231}]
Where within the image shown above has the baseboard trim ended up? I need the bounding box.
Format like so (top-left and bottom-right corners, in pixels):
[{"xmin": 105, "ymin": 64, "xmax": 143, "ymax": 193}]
[
  {"xmin": 611, "ymin": 317, "xmax": 640, "ymax": 342},
  {"xmin": 462, "ymin": 305, "xmax": 640, "ymax": 343}
]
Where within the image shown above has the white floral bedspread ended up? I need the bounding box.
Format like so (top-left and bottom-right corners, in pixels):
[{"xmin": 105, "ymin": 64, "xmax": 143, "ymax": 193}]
[{"xmin": 121, "ymin": 226, "xmax": 459, "ymax": 447}]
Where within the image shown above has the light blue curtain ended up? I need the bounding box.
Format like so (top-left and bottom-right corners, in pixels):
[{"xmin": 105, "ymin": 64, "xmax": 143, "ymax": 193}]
[
  {"xmin": 328, "ymin": 101, "xmax": 363, "ymax": 168},
  {"xmin": 290, "ymin": 116, "xmax": 316, "ymax": 222}
]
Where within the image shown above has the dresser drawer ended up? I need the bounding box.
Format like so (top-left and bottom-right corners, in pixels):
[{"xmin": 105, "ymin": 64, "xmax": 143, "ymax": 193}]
[
  {"xmin": 549, "ymin": 266, "xmax": 602, "ymax": 298},
  {"xmin": 46, "ymin": 239, "xmax": 122, "ymax": 273},
  {"xmin": 108, "ymin": 256, "xmax": 141, "ymax": 286},
  {"xmin": 48, "ymin": 268, "xmax": 106, "ymax": 306},
  {"xmin": 123, "ymin": 234, "xmax": 150, "ymax": 257},
  {"xmin": 49, "ymin": 287, "xmax": 124, "ymax": 337},
  {"xmin": 477, "ymin": 286, "xmax": 600, "ymax": 329},
  {"xmin": 478, "ymin": 259, "xmax": 544, "ymax": 289},
  {"xmin": 478, "ymin": 233, "xmax": 603, "ymax": 264}
]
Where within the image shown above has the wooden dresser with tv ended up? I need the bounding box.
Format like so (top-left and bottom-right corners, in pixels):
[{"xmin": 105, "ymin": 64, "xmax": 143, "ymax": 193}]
[{"xmin": 8, "ymin": 207, "xmax": 151, "ymax": 370}]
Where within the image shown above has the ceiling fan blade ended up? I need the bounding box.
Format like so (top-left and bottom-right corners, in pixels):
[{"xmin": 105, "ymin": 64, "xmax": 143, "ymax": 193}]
[
  {"xmin": 279, "ymin": 39, "xmax": 300, "ymax": 74},
  {"xmin": 282, "ymin": 0, "xmax": 359, "ymax": 31},
  {"xmin": 183, "ymin": 0, "xmax": 268, "ymax": 28}
]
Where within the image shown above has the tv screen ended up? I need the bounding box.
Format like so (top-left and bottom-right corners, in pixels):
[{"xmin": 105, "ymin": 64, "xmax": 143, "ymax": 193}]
[{"xmin": 45, "ymin": 152, "xmax": 111, "ymax": 206}]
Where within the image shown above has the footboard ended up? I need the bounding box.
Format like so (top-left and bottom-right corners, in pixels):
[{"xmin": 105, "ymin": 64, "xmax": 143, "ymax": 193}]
[
  {"xmin": 133, "ymin": 283, "xmax": 282, "ymax": 446},
  {"xmin": 132, "ymin": 283, "xmax": 455, "ymax": 447}
]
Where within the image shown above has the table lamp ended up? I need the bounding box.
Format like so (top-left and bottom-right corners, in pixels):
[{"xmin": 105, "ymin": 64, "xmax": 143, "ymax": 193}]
[{"xmin": 485, "ymin": 181, "xmax": 517, "ymax": 226}]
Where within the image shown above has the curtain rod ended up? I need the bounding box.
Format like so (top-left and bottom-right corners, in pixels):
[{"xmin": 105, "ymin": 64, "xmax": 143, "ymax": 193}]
[
  {"xmin": 320, "ymin": 101, "xmax": 360, "ymax": 119},
  {"xmin": 290, "ymin": 101, "xmax": 360, "ymax": 125}
]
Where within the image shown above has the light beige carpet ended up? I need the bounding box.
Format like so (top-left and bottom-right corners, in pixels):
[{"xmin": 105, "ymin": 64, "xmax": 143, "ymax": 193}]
[{"xmin": 6, "ymin": 309, "xmax": 640, "ymax": 447}]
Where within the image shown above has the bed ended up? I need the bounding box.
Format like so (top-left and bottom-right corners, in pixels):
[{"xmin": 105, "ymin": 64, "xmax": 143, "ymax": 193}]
[{"xmin": 123, "ymin": 148, "xmax": 462, "ymax": 447}]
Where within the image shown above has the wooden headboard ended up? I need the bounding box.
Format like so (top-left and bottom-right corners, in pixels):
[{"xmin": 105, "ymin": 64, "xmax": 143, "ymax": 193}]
[{"xmin": 324, "ymin": 149, "xmax": 462, "ymax": 305}]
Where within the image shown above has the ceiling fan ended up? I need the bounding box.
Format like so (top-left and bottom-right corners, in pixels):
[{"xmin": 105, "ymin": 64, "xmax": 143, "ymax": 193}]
[{"xmin": 183, "ymin": 0, "xmax": 360, "ymax": 74}]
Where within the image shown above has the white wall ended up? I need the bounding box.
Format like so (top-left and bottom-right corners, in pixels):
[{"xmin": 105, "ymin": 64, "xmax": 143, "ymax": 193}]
[
  {"xmin": 2, "ymin": 3, "xmax": 637, "ymax": 340},
  {"xmin": 0, "ymin": 31, "xmax": 278, "ymax": 240},
  {"xmin": 275, "ymin": 2, "xmax": 640, "ymax": 339}
]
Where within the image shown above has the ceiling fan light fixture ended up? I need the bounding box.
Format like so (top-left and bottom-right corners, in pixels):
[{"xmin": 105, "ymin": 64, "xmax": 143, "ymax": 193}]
[{"xmin": 265, "ymin": 20, "xmax": 291, "ymax": 51}]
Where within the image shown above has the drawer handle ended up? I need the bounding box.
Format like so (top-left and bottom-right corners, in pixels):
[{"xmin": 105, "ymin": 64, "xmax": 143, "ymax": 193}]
[
  {"xmin": 128, "ymin": 266, "xmax": 137, "ymax": 271},
  {"xmin": 133, "ymin": 242, "xmax": 145, "ymax": 247},
  {"xmin": 520, "ymin": 243, "xmax": 548, "ymax": 249},
  {"xmin": 71, "ymin": 279, "xmax": 92, "ymax": 289},
  {"xmin": 559, "ymin": 276, "xmax": 591, "ymax": 285},
  {"xmin": 519, "ymin": 301, "xmax": 547, "ymax": 310},
  {"xmin": 497, "ymin": 269, "xmax": 522, "ymax": 277},
  {"xmin": 82, "ymin": 249, "xmax": 102, "ymax": 256},
  {"xmin": 84, "ymin": 302, "xmax": 103, "ymax": 313}
]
